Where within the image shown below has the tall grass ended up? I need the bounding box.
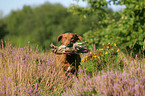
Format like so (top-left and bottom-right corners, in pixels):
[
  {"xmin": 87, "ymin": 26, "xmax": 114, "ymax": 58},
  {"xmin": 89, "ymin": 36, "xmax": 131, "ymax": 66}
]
[
  {"xmin": 0, "ymin": 42, "xmax": 72, "ymax": 95},
  {"xmin": 0, "ymin": 41, "xmax": 145, "ymax": 95}
]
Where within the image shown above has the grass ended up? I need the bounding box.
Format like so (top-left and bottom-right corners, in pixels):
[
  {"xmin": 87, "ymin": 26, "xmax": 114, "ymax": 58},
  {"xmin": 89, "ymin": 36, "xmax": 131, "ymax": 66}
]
[{"xmin": 0, "ymin": 41, "xmax": 145, "ymax": 95}]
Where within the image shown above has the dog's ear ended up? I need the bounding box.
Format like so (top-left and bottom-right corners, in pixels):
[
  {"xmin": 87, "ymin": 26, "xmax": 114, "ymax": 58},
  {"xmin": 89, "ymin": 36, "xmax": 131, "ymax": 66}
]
[
  {"xmin": 74, "ymin": 33, "xmax": 82, "ymax": 41},
  {"xmin": 58, "ymin": 34, "xmax": 63, "ymax": 42}
]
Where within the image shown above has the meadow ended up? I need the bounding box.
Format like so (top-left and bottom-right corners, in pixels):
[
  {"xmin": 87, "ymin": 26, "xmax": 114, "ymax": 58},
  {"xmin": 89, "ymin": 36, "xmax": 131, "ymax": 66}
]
[
  {"xmin": 0, "ymin": 0, "xmax": 144, "ymax": 95},
  {"xmin": 0, "ymin": 41, "xmax": 145, "ymax": 96}
]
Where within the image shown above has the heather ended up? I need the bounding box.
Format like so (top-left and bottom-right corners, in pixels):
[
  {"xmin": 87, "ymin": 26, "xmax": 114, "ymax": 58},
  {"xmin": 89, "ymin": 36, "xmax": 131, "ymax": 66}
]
[
  {"xmin": 0, "ymin": 42, "xmax": 72, "ymax": 95},
  {"xmin": 64, "ymin": 60, "xmax": 145, "ymax": 96},
  {"xmin": 0, "ymin": 42, "xmax": 145, "ymax": 95}
]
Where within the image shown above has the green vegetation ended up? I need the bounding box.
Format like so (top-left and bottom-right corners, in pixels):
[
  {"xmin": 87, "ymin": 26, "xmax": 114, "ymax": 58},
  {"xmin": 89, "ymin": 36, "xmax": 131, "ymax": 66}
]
[
  {"xmin": 82, "ymin": 43, "xmax": 121, "ymax": 74},
  {"xmin": 70, "ymin": 0, "xmax": 145, "ymax": 56},
  {"xmin": 1, "ymin": 3, "xmax": 93, "ymax": 49},
  {"xmin": 0, "ymin": 20, "xmax": 8, "ymax": 40},
  {"xmin": 0, "ymin": 2, "xmax": 119, "ymax": 50}
]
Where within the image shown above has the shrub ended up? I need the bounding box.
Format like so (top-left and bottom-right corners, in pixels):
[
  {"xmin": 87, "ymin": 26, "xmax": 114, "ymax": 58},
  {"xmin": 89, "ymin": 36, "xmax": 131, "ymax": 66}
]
[
  {"xmin": 71, "ymin": 0, "xmax": 145, "ymax": 55},
  {"xmin": 81, "ymin": 43, "xmax": 120, "ymax": 74}
]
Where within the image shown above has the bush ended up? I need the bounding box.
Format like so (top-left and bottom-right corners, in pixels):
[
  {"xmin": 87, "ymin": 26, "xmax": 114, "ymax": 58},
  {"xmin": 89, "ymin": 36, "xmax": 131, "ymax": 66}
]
[
  {"xmin": 70, "ymin": 0, "xmax": 145, "ymax": 56},
  {"xmin": 81, "ymin": 43, "xmax": 121, "ymax": 74},
  {"xmin": 83, "ymin": 0, "xmax": 145, "ymax": 56}
]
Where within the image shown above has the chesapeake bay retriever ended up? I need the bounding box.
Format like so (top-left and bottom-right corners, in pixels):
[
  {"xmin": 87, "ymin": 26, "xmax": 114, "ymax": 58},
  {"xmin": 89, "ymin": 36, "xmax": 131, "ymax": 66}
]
[{"xmin": 55, "ymin": 33, "xmax": 82, "ymax": 78}]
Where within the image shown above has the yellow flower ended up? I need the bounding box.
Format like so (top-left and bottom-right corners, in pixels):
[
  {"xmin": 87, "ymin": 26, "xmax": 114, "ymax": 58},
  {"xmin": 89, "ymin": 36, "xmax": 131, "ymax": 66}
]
[
  {"xmin": 78, "ymin": 65, "xmax": 81, "ymax": 67},
  {"xmin": 114, "ymin": 43, "xmax": 116, "ymax": 46},
  {"xmin": 107, "ymin": 46, "xmax": 109, "ymax": 48},
  {"xmin": 90, "ymin": 52, "xmax": 92, "ymax": 54},
  {"xmin": 105, "ymin": 52, "xmax": 108, "ymax": 54},
  {"xmin": 111, "ymin": 49, "xmax": 114, "ymax": 50},
  {"xmin": 102, "ymin": 43, "xmax": 104, "ymax": 45},
  {"xmin": 85, "ymin": 68, "xmax": 87, "ymax": 70},
  {"xmin": 81, "ymin": 60, "xmax": 84, "ymax": 62},
  {"xmin": 93, "ymin": 55, "xmax": 97, "ymax": 58},
  {"xmin": 108, "ymin": 43, "xmax": 110, "ymax": 44},
  {"xmin": 99, "ymin": 49, "xmax": 103, "ymax": 51},
  {"xmin": 117, "ymin": 49, "xmax": 120, "ymax": 52}
]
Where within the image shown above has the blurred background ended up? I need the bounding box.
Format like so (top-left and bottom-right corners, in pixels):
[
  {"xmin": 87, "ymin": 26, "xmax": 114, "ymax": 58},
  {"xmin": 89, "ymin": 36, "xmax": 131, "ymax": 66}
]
[{"xmin": 0, "ymin": 0, "xmax": 144, "ymax": 55}]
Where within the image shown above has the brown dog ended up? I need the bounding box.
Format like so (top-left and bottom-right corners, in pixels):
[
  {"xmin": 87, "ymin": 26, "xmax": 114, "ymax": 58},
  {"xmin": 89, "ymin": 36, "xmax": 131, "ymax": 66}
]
[{"xmin": 55, "ymin": 33, "xmax": 82, "ymax": 78}]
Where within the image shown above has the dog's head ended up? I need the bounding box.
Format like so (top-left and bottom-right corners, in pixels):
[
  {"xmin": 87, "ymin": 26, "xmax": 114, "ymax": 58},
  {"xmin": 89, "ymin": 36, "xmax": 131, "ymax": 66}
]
[{"xmin": 58, "ymin": 33, "xmax": 82, "ymax": 47}]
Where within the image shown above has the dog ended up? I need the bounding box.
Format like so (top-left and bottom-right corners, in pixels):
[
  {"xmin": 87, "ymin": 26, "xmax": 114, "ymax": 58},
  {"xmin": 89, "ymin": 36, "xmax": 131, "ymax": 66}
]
[{"xmin": 55, "ymin": 33, "xmax": 82, "ymax": 78}]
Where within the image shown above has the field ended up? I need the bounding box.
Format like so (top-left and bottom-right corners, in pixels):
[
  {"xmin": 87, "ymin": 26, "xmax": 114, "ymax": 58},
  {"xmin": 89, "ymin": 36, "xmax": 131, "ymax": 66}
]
[{"xmin": 0, "ymin": 42, "xmax": 145, "ymax": 96}]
